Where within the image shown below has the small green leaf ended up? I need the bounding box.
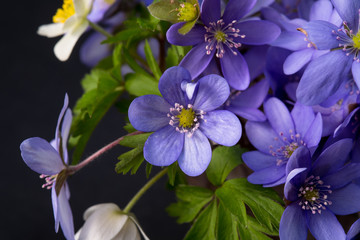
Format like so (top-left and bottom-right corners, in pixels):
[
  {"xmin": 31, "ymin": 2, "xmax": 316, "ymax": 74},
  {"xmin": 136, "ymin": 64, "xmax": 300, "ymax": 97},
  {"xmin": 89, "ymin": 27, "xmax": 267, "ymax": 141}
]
[
  {"xmin": 238, "ymin": 217, "xmax": 273, "ymax": 240},
  {"xmin": 116, "ymin": 147, "xmax": 144, "ymax": 175},
  {"xmin": 146, "ymin": 163, "xmax": 153, "ymax": 178},
  {"xmin": 125, "ymin": 73, "xmax": 161, "ymax": 96},
  {"xmin": 206, "ymin": 145, "xmax": 245, "ymax": 186},
  {"xmin": 167, "ymin": 185, "xmax": 213, "ymax": 223},
  {"xmin": 123, "ymin": 123, "xmax": 137, "ymax": 133},
  {"xmin": 144, "ymin": 39, "xmax": 162, "ymax": 80},
  {"xmin": 148, "ymin": 0, "xmax": 181, "ymax": 23},
  {"xmin": 167, "ymin": 162, "xmax": 178, "ymax": 186},
  {"xmin": 119, "ymin": 133, "xmax": 152, "ymax": 148},
  {"xmin": 184, "ymin": 200, "xmax": 217, "ymax": 240},
  {"xmin": 123, "ymin": 49, "xmax": 152, "ymax": 77},
  {"xmin": 217, "ymin": 203, "xmax": 239, "ymax": 240},
  {"xmin": 165, "ymin": 45, "xmax": 191, "ymax": 68}
]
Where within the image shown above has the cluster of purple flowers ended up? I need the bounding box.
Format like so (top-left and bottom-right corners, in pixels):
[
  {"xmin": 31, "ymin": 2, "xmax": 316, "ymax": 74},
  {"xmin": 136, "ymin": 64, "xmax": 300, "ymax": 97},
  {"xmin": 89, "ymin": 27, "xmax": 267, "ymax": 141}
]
[{"xmin": 20, "ymin": 0, "xmax": 360, "ymax": 239}]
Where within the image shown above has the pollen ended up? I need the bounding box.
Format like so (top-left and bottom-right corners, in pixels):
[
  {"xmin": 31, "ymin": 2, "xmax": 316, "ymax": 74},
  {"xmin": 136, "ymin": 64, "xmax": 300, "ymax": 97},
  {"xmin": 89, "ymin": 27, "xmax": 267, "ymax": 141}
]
[
  {"xmin": 176, "ymin": 3, "xmax": 198, "ymax": 22},
  {"xmin": 177, "ymin": 108, "xmax": 196, "ymax": 128},
  {"xmin": 353, "ymin": 32, "xmax": 360, "ymax": 49},
  {"xmin": 53, "ymin": 0, "xmax": 75, "ymax": 23},
  {"xmin": 215, "ymin": 31, "xmax": 227, "ymax": 42}
]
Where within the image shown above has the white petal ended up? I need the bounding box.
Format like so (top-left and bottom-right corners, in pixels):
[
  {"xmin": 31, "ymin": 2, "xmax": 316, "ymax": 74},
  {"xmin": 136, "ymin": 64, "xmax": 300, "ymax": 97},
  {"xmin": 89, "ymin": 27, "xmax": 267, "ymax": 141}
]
[
  {"xmin": 37, "ymin": 23, "xmax": 65, "ymax": 38},
  {"xmin": 74, "ymin": 0, "xmax": 93, "ymax": 17},
  {"xmin": 113, "ymin": 219, "xmax": 141, "ymax": 240},
  {"xmin": 54, "ymin": 21, "xmax": 88, "ymax": 61},
  {"xmin": 129, "ymin": 216, "xmax": 150, "ymax": 240}
]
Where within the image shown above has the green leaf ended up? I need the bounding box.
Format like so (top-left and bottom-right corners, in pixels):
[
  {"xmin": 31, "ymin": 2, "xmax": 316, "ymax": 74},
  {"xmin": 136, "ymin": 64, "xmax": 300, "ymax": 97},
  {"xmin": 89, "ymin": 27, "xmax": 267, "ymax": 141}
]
[
  {"xmin": 217, "ymin": 203, "xmax": 239, "ymax": 240},
  {"xmin": 167, "ymin": 162, "xmax": 178, "ymax": 186},
  {"xmin": 178, "ymin": 18, "xmax": 197, "ymax": 35},
  {"xmin": 146, "ymin": 163, "xmax": 153, "ymax": 178},
  {"xmin": 123, "ymin": 123, "xmax": 137, "ymax": 133},
  {"xmin": 119, "ymin": 133, "xmax": 152, "ymax": 148},
  {"xmin": 70, "ymin": 70, "xmax": 123, "ymax": 164},
  {"xmin": 123, "ymin": 49, "xmax": 152, "ymax": 77},
  {"xmin": 238, "ymin": 217, "xmax": 273, "ymax": 240},
  {"xmin": 206, "ymin": 145, "xmax": 245, "ymax": 186},
  {"xmin": 165, "ymin": 45, "xmax": 191, "ymax": 68},
  {"xmin": 148, "ymin": 0, "xmax": 181, "ymax": 23},
  {"xmin": 167, "ymin": 185, "xmax": 213, "ymax": 224},
  {"xmin": 144, "ymin": 39, "xmax": 162, "ymax": 80},
  {"xmin": 124, "ymin": 73, "xmax": 161, "ymax": 97},
  {"xmin": 184, "ymin": 200, "xmax": 217, "ymax": 240},
  {"xmin": 215, "ymin": 178, "xmax": 284, "ymax": 236}
]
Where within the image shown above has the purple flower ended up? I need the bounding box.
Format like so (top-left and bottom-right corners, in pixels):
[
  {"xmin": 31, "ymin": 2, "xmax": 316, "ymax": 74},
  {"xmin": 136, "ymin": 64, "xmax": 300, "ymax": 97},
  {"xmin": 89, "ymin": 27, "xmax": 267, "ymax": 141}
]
[
  {"xmin": 166, "ymin": 0, "xmax": 280, "ymax": 90},
  {"xmin": 280, "ymin": 138, "xmax": 360, "ymax": 240},
  {"xmin": 243, "ymin": 97, "xmax": 322, "ymax": 187},
  {"xmin": 347, "ymin": 218, "xmax": 360, "ymax": 240},
  {"xmin": 128, "ymin": 66, "xmax": 241, "ymax": 176},
  {"xmin": 296, "ymin": 0, "xmax": 360, "ymax": 105},
  {"xmin": 20, "ymin": 94, "xmax": 75, "ymax": 240}
]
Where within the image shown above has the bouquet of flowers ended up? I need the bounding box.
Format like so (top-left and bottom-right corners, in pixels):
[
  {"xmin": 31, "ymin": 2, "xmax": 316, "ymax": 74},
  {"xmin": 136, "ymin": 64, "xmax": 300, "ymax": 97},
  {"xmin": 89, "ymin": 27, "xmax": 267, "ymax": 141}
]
[{"xmin": 20, "ymin": 0, "xmax": 360, "ymax": 239}]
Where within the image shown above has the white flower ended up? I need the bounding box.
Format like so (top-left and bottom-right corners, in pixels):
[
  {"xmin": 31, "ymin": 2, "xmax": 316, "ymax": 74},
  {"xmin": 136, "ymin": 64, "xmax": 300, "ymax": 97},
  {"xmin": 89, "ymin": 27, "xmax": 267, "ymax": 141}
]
[
  {"xmin": 75, "ymin": 203, "xmax": 150, "ymax": 240},
  {"xmin": 37, "ymin": 0, "xmax": 93, "ymax": 61}
]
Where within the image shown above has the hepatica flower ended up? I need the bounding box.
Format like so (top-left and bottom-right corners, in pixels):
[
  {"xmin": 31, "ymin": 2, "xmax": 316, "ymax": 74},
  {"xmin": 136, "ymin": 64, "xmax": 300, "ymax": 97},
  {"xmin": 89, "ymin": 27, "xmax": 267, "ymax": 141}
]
[
  {"xmin": 280, "ymin": 139, "xmax": 360, "ymax": 240},
  {"xmin": 38, "ymin": 0, "xmax": 115, "ymax": 61},
  {"xmin": 166, "ymin": 0, "xmax": 280, "ymax": 90},
  {"xmin": 243, "ymin": 97, "xmax": 322, "ymax": 187},
  {"xmin": 128, "ymin": 66, "xmax": 241, "ymax": 176},
  {"xmin": 20, "ymin": 94, "xmax": 75, "ymax": 240},
  {"xmin": 296, "ymin": 0, "xmax": 360, "ymax": 105}
]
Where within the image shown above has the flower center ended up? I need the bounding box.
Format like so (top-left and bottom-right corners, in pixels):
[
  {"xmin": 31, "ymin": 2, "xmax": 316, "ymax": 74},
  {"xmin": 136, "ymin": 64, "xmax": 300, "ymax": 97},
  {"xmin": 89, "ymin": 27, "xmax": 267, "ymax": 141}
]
[
  {"xmin": 298, "ymin": 175, "xmax": 332, "ymax": 214},
  {"xmin": 40, "ymin": 174, "xmax": 58, "ymax": 190},
  {"xmin": 204, "ymin": 19, "xmax": 245, "ymax": 58},
  {"xmin": 53, "ymin": 0, "xmax": 75, "ymax": 23},
  {"xmin": 167, "ymin": 103, "xmax": 206, "ymax": 137},
  {"xmin": 353, "ymin": 32, "xmax": 360, "ymax": 49},
  {"xmin": 176, "ymin": 2, "xmax": 198, "ymax": 22}
]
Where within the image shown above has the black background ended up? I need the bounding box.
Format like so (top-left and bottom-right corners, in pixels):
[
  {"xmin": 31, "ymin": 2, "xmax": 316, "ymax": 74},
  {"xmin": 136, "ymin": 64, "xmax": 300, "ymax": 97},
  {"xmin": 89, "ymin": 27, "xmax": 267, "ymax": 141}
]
[{"xmin": 2, "ymin": 0, "xmax": 188, "ymax": 239}]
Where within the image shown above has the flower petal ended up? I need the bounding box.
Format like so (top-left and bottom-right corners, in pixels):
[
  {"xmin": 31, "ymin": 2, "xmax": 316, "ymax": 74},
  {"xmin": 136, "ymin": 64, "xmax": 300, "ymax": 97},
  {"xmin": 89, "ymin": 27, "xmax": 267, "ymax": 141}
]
[
  {"xmin": 200, "ymin": 110, "xmax": 241, "ymax": 146},
  {"xmin": 352, "ymin": 61, "xmax": 360, "ymax": 89},
  {"xmin": 55, "ymin": 94, "xmax": 69, "ymax": 152},
  {"xmin": 247, "ymin": 165, "xmax": 286, "ymax": 186},
  {"xmin": 284, "ymin": 168, "xmax": 308, "ymax": 201},
  {"xmin": 242, "ymin": 151, "xmax": 276, "ymax": 171},
  {"xmin": 159, "ymin": 66, "xmax": 191, "ymax": 106},
  {"xmin": 193, "ymin": 74, "xmax": 230, "ymax": 111},
  {"xmin": 291, "ymin": 101, "xmax": 315, "ymax": 138},
  {"xmin": 323, "ymin": 163, "xmax": 360, "ymax": 190},
  {"xmin": 128, "ymin": 95, "xmax": 172, "ymax": 132},
  {"xmin": 200, "ymin": 0, "xmax": 221, "ymax": 25},
  {"xmin": 179, "ymin": 42, "xmax": 214, "ymax": 80},
  {"xmin": 20, "ymin": 137, "xmax": 64, "ymax": 175},
  {"xmin": 230, "ymin": 78, "xmax": 269, "ymax": 108},
  {"xmin": 309, "ymin": 0, "xmax": 333, "ymax": 21},
  {"xmin": 166, "ymin": 23, "xmax": 205, "ymax": 46},
  {"xmin": 280, "ymin": 202, "xmax": 308, "ymax": 240},
  {"xmin": 347, "ymin": 218, "xmax": 360, "ymax": 240},
  {"xmin": 144, "ymin": 125, "xmax": 184, "ymax": 166},
  {"xmin": 271, "ymin": 31, "xmax": 308, "ymax": 51},
  {"xmin": 286, "ymin": 146, "xmax": 312, "ymax": 176},
  {"xmin": 177, "ymin": 130, "xmax": 211, "ymax": 176},
  {"xmin": 331, "ymin": 0, "xmax": 360, "ymax": 31},
  {"xmin": 220, "ymin": 48, "xmax": 250, "ymax": 90},
  {"xmin": 283, "ymin": 48, "xmax": 314, "ymax": 75},
  {"xmin": 54, "ymin": 22, "xmax": 88, "ymax": 61},
  {"xmin": 58, "ymin": 185, "xmax": 75, "ymax": 240},
  {"xmin": 37, "ymin": 23, "xmax": 65, "ymax": 37},
  {"xmin": 304, "ymin": 20, "xmax": 342, "ymax": 50},
  {"xmin": 235, "ymin": 20, "xmax": 281, "ymax": 45},
  {"xmin": 302, "ymin": 113, "xmax": 323, "ymax": 147},
  {"xmin": 327, "ymin": 183, "xmax": 360, "ymax": 215},
  {"xmin": 52, "ymin": 187, "xmax": 60, "ymax": 232},
  {"xmin": 227, "ymin": 106, "xmax": 266, "ymax": 121},
  {"xmin": 297, "ymin": 50, "xmax": 352, "ymax": 105},
  {"xmin": 312, "ymin": 138, "xmax": 353, "ymax": 177},
  {"xmin": 114, "ymin": 219, "xmax": 141, "ymax": 240},
  {"xmin": 74, "ymin": 0, "xmax": 93, "ymax": 16},
  {"xmin": 264, "ymin": 97, "xmax": 295, "ymax": 140},
  {"xmin": 222, "ymin": 0, "xmax": 256, "ymax": 23},
  {"xmin": 307, "ymin": 209, "xmax": 346, "ymax": 240},
  {"xmin": 61, "ymin": 109, "xmax": 72, "ymax": 164}
]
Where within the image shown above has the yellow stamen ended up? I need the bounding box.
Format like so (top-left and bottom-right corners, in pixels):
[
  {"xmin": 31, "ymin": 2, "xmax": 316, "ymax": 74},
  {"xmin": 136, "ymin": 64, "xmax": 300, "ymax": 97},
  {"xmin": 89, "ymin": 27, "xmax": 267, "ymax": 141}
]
[
  {"xmin": 353, "ymin": 32, "xmax": 360, "ymax": 49},
  {"xmin": 215, "ymin": 31, "xmax": 227, "ymax": 42},
  {"xmin": 53, "ymin": 0, "xmax": 75, "ymax": 23},
  {"xmin": 177, "ymin": 108, "xmax": 195, "ymax": 128},
  {"xmin": 177, "ymin": 3, "xmax": 198, "ymax": 22}
]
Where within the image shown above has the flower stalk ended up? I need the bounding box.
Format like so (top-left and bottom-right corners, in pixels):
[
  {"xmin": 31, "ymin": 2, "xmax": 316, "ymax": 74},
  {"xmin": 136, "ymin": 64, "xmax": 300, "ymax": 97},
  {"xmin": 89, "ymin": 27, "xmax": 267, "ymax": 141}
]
[{"xmin": 88, "ymin": 21, "xmax": 113, "ymax": 38}]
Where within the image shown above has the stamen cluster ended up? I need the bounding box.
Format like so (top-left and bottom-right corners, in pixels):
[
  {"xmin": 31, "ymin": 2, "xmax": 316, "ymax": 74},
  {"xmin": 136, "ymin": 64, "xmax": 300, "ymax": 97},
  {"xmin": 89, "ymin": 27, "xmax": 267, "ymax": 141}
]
[
  {"xmin": 52, "ymin": 0, "xmax": 75, "ymax": 23},
  {"xmin": 40, "ymin": 174, "xmax": 58, "ymax": 189}
]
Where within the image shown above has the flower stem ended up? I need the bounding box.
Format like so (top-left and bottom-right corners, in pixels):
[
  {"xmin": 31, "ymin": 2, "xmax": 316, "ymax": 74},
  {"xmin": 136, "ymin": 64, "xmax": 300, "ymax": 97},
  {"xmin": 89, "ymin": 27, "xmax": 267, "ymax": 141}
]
[
  {"xmin": 123, "ymin": 167, "xmax": 168, "ymax": 213},
  {"xmin": 69, "ymin": 131, "xmax": 143, "ymax": 173},
  {"xmin": 88, "ymin": 21, "xmax": 113, "ymax": 38}
]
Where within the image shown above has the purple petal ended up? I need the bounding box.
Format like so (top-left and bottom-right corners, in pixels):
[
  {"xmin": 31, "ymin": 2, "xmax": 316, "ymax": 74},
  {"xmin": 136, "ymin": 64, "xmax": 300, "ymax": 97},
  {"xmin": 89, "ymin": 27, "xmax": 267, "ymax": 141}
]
[
  {"xmin": 347, "ymin": 218, "xmax": 360, "ymax": 240},
  {"xmin": 242, "ymin": 151, "xmax": 276, "ymax": 171},
  {"xmin": 271, "ymin": 31, "xmax": 308, "ymax": 51},
  {"xmin": 291, "ymin": 101, "xmax": 315, "ymax": 138},
  {"xmin": 264, "ymin": 97, "xmax": 295, "ymax": 141},
  {"xmin": 227, "ymin": 106, "xmax": 266, "ymax": 121},
  {"xmin": 331, "ymin": 0, "xmax": 360, "ymax": 31},
  {"xmin": 263, "ymin": 175, "xmax": 287, "ymax": 187},
  {"xmin": 159, "ymin": 66, "xmax": 191, "ymax": 106},
  {"xmin": 247, "ymin": 165, "xmax": 286, "ymax": 185},
  {"xmin": 200, "ymin": 110, "xmax": 241, "ymax": 146},
  {"xmin": 58, "ymin": 185, "xmax": 75, "ymax": 240},
  {"xmin": 352, "ymin": 61, "xmax": 360, "ymax": 89},
  {"xmin": 309, "ymin": 0, "xmax": 333, "ymax": 21},
  {"xmin": 280, "ymin": 203, "xmax": 308, "ymax": 240},
  {"xmin": 220, "ymin": 48, "xmax": 250, "ymax": 90},
  {"xmin": 179, "ymin": 42, "xmax": 214, "ymax": 80},
  {"xmin": 166, "ymin": 23, "xmax": 205, "ymax": 46},
  {"xmin": 312, "ymin": 138, "xmax": 353, "ymax": 177},
  {"xmin": 283, "ymin": 48, "xmax": 314, "ymax": 75},
  {"xmin": 245, "ymin": 121, "xmax": 284, "ymax": 154},
  {"xmin": 80, "ymin": 30, "xmax": 110, "ymax": 67},
  {"xmin": 177, "ymin": 130, "xmax": 211, "ymax": 176},
  {"xmin": 201, "ymin": 0, "xmax": 221, "ymax": 25},
  {"xmin": 128, "ymin": 95, "xmax": 172, "ymax": 132},
  {"xmin": 222, "ymin": 0, "xmax": 256, "ymax": 23},
  {"xmin": 307, "ymin": 209, "xmax": 345, "ymax": 240},
  {"xmin": 297, "ymin": 50, "xmax": 352, "ymax": 105},
  {"xmin": 235, "ymin": 20, "xmax": 281, "ymax": 45},
  {"xmin": 286, "ymin": 146, "xmax": 312, "ymax": 176},
  {"xmin": 61, "ymin": 109, "xmax": 72, "ymax": 164},
  {"xmin": 55, "ymin": 94, "xmax": 69, "ymax": 152},
  {"xmin": 52, "ymin": 187, "xmax": 60, "ymax": 232},
  {"xmin": 193, "ymin": 74, "xmax": 230, "ymax": 111},
  {"xmin": 284, "ymin": 168, "xmax": 308, "ymax": 201},
  {"xmin": 144, "ymin": 125, "xmax": 184, "ymax": 166},
  {"xmin": 230, "ymin": 78, "xmax": 269, "ymax": 108},
  {"xmin": 323, "ymin": 163, "xmax": 360, "ymax": 190},
  {"xmin": 304, "ymin": 20, "xmax": 343, "ymax": 50},
  {"xmin": 328, "ymin": 183, "xmax": 360, "ymax": 215},
  {"xmin": 302, "ymin": 113, "xmax": 323, "ymax": 147},
  {"xmin": 244, "ymin": 46, "xmax": 269, "ymax": 81},
  {"xmin": 20, "ymin": 137, "xmax": 64, "ymax": 175}
]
